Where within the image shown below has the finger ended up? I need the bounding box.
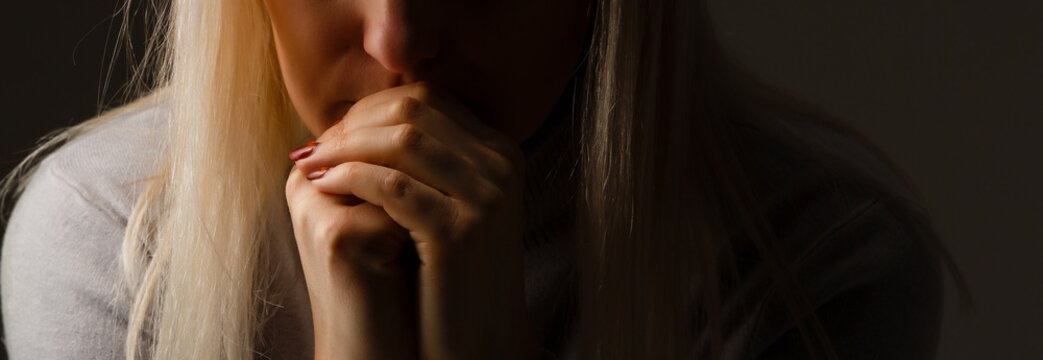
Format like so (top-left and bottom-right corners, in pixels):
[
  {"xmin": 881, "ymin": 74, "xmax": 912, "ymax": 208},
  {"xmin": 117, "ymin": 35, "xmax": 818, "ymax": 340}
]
[
  {"xmin": 316, "ymin": 93, "xmax": 521, "ymax": 187},
  {"xmin": 389, "ymin": 83, "xmax": 526, "ymax": 180},
  {"xmin": 309, "ymin": 161, "xmax": 456, "ymax": 244},
  {"xmin": 321, "ymin": 94, "xmax": 483, "ymax": 159},
  {"xmin": 330, "ymin": 82, "xmax": 522, "ymax": 169},
  {"xmin": 296, "ymin": 123, "xmax": 480, "ymax": 199},
  {"xmin": 342, "ymin": 82, "xmax": 497, "ymax": 143},
  {"xmin": 288, "ymin": 168, "xmax": 411, "ymax": 268}
]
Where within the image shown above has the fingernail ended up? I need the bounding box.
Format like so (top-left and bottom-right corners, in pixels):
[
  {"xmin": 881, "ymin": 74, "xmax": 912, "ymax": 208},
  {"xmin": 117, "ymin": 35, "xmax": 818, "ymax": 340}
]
[
  {"xmin": 289, "ymin": 139, "xmax": 318, "ymax": 161},
  {"xmin": 306, "ymin": 167, "xmax": 328, "ymax": 180}
]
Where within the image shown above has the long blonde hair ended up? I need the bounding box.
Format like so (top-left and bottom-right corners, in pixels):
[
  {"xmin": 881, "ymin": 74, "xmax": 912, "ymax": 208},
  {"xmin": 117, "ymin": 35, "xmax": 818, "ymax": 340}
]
[{"xmin": 1, "ymin": 0, "xmax": 969, "ymax": 359}]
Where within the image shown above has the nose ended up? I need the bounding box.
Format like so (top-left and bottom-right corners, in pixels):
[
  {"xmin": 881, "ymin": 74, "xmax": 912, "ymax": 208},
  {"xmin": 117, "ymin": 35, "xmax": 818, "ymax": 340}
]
[{"xmin": 362, "ymin": 0, "xmax": 440, "ymax": 74}]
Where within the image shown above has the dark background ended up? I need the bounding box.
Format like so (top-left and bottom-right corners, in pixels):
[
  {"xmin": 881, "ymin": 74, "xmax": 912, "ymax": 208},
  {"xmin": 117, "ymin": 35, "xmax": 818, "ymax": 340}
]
[{"xmin": 1, "ymin": 1, "xmax": 1040, "ymax": 359}]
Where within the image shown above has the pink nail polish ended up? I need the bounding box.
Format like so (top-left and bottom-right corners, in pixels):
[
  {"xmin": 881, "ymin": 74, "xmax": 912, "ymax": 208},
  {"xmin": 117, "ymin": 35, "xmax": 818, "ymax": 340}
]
[
  {"xmin": 306, "ymin": 167, "xmax": 328, "ymax": 180},
  {"xmin": 289, "ymin": 139, "xmax": 318, "ymax": 161}
]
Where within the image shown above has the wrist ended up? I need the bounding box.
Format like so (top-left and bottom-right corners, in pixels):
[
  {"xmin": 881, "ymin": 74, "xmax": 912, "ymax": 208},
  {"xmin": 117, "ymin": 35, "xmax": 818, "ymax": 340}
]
[{"xmin": 307, "ymin": 268, "xmax": 418, "ymax": 360}]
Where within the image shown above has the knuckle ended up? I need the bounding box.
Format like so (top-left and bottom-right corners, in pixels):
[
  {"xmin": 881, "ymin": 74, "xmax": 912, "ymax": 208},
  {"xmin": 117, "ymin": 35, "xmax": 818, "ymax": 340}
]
[
  {"xmin": 310, "ymin": 216, "xmax": 348, "ymax": 252},
  {"xmin": 449, "ymin": 206, "xmax": 481, "ymax": 240},
  {"xmin": 484, "ymin": 150, "xmax": 517, "ymax": 185},
  {"xmin": 474, "ymin": 181, "xmax": 505, "ymax": 209},
  {"xmin": 293, "ymin": 201, "xmax": 406, "ymax": 268},
  {"xmin": 389, "ymin": 96, "xmax": 425, "ymax": 120},
  {"xmin": 382, "ymin": 171, "xmax": 412, "ymax": 199},
  {"xmin": 393, "ymin": 123, "xmax": 426, "ymax": 153},
  {"xmin": 493, "ymin": 154, "xmax": 516, "ymax": 181},
  {"xmin": 340, "ymin": 162, "xmax": 361, "ymax": 182},
  {"xmin": 411, "ymin": 82, "xmax": 435, "ymax": 102},
  {"xmin": 308, "ymin": 210, "xmax": 389, "ymax": 255}
]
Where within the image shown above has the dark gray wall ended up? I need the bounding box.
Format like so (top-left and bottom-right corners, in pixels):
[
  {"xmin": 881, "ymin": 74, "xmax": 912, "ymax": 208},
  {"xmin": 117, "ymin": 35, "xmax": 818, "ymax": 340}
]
[
  {"xmin": 713, "ymin": 1, "xmax": 1043, "ymax": 358},
  {"xmin": 1, "ymin": 2, "xmax": 140, "ymax": 171},
  {"xmin": 0, "ymin": 3, "xmax": 139, "ymax": 359},
  {"xmin": 2, "ymin": 1, "xmax": 1040, "ymax": 359}
]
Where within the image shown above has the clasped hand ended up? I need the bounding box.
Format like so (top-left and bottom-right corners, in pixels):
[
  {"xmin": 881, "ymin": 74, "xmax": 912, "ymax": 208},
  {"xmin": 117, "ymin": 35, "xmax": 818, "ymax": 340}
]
[{"xmin": 285, "ymin": 82, "xmax": 541, "ymax": 360}]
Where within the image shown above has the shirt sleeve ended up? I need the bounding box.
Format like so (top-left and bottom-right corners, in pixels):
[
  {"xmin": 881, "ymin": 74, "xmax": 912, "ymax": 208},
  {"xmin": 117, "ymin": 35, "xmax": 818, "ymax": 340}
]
[
  {"xmin": 750, "ymin": 197, "xmax": 946, "ymax": 359},
  {"xmin": 1, "ymin": 164, "xmax": 130, "ymax": 359}
]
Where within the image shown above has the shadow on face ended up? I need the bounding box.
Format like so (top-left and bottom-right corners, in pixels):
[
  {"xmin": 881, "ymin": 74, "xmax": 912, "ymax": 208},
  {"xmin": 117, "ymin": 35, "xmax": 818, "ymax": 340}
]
[{"xmin": 263, "ymin": 0, "xmax": 594, "ymax": 141}]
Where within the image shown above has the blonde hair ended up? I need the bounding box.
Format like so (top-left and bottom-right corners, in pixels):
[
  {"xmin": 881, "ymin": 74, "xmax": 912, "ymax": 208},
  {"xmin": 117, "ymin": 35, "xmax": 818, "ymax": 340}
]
[
  {"xmin": 0, "ymin": 0, "xmax": 970, "ymax": 359},
  {"xmin": 3, "ymin": 0, "xmax": 305, "ymax": 358}
]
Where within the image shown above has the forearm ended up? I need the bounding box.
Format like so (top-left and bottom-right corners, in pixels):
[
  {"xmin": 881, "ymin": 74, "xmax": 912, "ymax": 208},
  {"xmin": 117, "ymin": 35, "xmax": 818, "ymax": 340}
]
[{"xmin": 309, "ymin": 265, "xmax": 418, "ymax": 360}]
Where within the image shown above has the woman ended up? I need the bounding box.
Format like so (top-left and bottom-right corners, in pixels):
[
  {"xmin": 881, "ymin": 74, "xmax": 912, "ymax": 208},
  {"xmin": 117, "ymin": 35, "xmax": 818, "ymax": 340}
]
[{"xmin": 0, "ymin": 0, "xmax": 968, "ymax": 359}]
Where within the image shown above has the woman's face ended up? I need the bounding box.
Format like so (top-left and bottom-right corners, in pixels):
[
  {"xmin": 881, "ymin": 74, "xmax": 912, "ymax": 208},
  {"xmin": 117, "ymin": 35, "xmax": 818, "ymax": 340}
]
[{"xmin": 263, "ymin": 0, "xmax": 593, "ymax": 141}]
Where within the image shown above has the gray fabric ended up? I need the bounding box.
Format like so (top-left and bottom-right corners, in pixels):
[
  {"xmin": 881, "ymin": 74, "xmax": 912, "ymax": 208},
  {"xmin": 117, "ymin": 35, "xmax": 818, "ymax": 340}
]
[
  {"xmin": 1, "ymin": 105, "xmax": 165, "ymax": 359},
  {"xmin": 1, "ymin": 100, "xmax": 943, "ymax": 359}
]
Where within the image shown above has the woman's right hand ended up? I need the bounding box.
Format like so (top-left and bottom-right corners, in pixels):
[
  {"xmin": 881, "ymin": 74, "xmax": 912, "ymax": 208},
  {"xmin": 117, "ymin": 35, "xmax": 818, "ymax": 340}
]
[{"xmin": 285, "ymin": 164, "xmax": 418, "ymax": 359}]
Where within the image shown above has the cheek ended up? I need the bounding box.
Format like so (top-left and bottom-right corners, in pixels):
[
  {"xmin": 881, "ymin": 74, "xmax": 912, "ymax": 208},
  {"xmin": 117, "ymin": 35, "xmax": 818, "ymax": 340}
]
[
  {"xmin": 264, "ymin": 0, "xmax": 591, "ymax": 139},
  {"xmin": 267, "ymin": 1, "xmax": 360, "ymax": 134}
]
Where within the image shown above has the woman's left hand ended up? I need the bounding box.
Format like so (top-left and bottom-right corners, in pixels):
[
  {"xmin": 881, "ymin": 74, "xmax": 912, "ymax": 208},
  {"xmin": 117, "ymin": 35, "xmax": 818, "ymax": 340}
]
[{"xmin": 292, "ymin": 82, "xmax": 541, "ymax": 360}]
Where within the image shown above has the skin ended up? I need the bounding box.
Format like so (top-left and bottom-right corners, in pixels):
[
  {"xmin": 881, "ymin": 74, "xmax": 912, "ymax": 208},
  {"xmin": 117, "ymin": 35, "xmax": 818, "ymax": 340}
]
[{"xmin": 267, "ymin": 0, "xmax": 592, "ymax": 358}]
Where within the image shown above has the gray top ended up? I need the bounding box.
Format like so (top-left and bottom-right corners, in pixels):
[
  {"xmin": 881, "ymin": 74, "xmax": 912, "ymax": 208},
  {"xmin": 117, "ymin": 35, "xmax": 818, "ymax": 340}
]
[{"xmin": 1, "ymin": 100, "xmax": 944, "ymax": 359}]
